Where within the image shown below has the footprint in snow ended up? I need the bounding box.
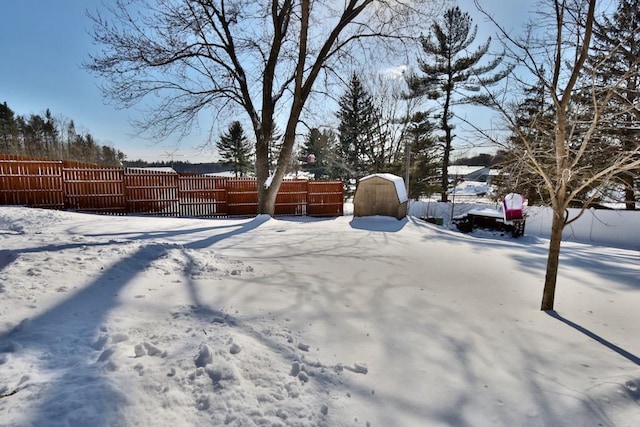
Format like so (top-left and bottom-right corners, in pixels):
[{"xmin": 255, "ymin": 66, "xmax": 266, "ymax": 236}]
[{"xmin": 134, "ymin": 342, "xmax": 166, "ymax": 357}]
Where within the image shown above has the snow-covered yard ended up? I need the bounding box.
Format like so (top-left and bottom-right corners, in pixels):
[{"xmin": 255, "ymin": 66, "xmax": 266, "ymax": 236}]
[{"xmin": 1, "ymin": 206, "xmax": 639, "ymax": 426}]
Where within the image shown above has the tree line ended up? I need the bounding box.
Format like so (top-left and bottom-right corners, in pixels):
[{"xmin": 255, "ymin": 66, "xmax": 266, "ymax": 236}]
[{"xmin": 0, "ymin": 102, "xmax": 125, "ymax": 166}]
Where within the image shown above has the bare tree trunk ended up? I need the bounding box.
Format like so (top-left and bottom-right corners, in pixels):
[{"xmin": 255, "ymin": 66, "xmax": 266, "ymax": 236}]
[
  {"xmin": 260, "ymin": 185, "xmax": 278, "ymax": 216},
  {"xmin": 256, "ymin": 133, "xmax": 272, "ymax": 215},
  {"xmin": 623, "ymin": 174, "xmax": 636, "ymax": 210},
  {"xmin": 541, "ymin": 209, "xmax": 565, "ymax": 310}
]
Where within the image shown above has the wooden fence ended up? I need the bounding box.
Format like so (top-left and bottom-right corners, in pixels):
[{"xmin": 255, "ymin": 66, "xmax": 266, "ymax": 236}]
[{"xmin": 0, "ymin": 154, "xmax": 343, "ymax": 218}]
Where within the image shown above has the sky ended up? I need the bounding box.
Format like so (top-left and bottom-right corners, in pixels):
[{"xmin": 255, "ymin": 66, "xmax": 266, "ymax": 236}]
[
  {"xmin": 0, "ymin": 202, "xmax": 639, "ymax": 426},
  {"xmin": 0, "ymin": 1, "xmax": 536, "ymax": 163}
]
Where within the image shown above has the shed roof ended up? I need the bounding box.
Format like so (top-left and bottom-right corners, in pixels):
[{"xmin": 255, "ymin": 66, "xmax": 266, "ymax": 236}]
[{"xmin": 360, "ymin": 173, "xmax": 408, "ymax": 203}]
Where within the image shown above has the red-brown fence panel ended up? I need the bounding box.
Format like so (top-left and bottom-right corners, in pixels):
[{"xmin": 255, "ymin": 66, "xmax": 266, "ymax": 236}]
[
  {"xmin": 226, "ymin": 178, "xmax": 258, "ymax": 216},
  {"xmin": 275, "ymin": 180, "xmax": 308, "ymax": 216},
  {"xmin": 0, "ymin": 158, "xmax": 64, "ymax": 209},
  {"xmin": 64, "ymin": 166, "xmax": 126, "ymax": 214},
  {"xmin": 178, "ymin": 175, "xmax": 228, "ymax": 217},
  {"xmin": 307, "ymin": 181, "xmax": 344, "ymax": 216},
  {"xmin": 125, "ymin": 168, "xmax": 179, "ymax": 216},
  {"xmin": 0, "ymin": 156, "xmax": 344, "ymax": 218}
]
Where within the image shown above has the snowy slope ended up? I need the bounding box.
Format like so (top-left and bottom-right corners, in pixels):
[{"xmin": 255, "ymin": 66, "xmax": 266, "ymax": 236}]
[{"xmin": 0, "ymin": 206, "xmax": 639, "ymax": 426}]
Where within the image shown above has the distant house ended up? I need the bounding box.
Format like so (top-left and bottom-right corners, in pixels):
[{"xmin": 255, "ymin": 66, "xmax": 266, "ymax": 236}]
[
  {"xmin": 448, "ymin": 165, "xmax": 485, "ymax": 179},
  {"xmin": 127, "ymin": 166, "xmax": 177, "ymax": 174},
  {"xmin": 448, "ymin": 166, "xmax": 498, "ymax": 186},
  {"xmin": 353, "ymin": 173, "xmax": 408, "ymax": 220}
]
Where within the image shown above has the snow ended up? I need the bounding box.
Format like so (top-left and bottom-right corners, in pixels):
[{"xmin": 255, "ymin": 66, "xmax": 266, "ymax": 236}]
[
  {"xmin": 1, "ymin": 205, "xmax": 640, "ymax": 426},
  {"xmin": 448, "ymin": 180, "xmax": 491, "ymax": 197},
  {"xmin": 466, "ymin": 207, "xmax": 504, "ymax": 219},
  {"xmin": 447, "ymin": 166, "xmax": 485, "ymax": 177},
  {"xmin": 410, "ymin": 199, "xmax": 640, "ymax": 250},
  {"xmin": 129, "ymin": 167, "xmax": 177, "ymax": 174}
]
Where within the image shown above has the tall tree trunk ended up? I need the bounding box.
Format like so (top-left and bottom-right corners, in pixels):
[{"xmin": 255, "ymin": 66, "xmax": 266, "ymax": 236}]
[
  {"xmin": 440, "ymin": 86, "xmax": 453, "ymax": 203},
  {"xmin": 260, "ymin": 184, "xmax": 278, "ymax": 216},
  {"xmin": 441, "ymin": 132, "xmax": 451, "ymax": 203},
  {"xmin": 257, "ymin": 0, "xmax": 310, "ymax": 217},
  {"xmin": 623, "ymin": 173, "xmax": 636, "ymax": 210},
  {"xmin": 541, "ymin": 208, "xmax": 565, "ymax": 310},
  {"xmin": 256, "ymin": 133, "xmax": 272, "ymax": 215}
]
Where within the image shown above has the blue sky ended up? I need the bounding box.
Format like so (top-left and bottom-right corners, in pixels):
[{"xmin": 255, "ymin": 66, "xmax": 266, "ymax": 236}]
[{"xmin": 0, "ymin": 1, "xmax": 535, "ymax": 163}]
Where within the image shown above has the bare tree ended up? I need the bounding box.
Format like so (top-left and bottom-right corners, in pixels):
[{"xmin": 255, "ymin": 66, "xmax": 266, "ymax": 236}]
[
  {"xmin": 85, "ymin": 0, "xmax": 437, "ymax": 215},
  {"xmin": 476, "ymin": 0, "xmax": 640, "ymax": 310},
  {"xmin": 368, "ymin": 71, "xmax": 422, "ymax": 172}
]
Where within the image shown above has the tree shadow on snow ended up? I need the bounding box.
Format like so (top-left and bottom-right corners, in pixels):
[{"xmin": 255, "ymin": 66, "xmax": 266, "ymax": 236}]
[
  {"xmin": 185, "ymin": 215, "xmax": 270, "ymax": 249},
  {"xmin": 349, "ymin": 216, "xmax": 407, "ymax": 232},
  {"xmin": 0, "ymin": 249, "xmax": 15, "ymax": 272},
  {"xmin": 510, "ymin": 243, "xmax": 640, "ymax": 292},
  {"xmin": 0, "ymin": 215, "xmax": 273, "ymax": 426},
  {"xmin": 171, "ymin": 248, "xmax": 349, "ymax": 423},
  {"xmin": 546, "ymin": 310, "xmax": 640, "ymax": 366},
  {"xmin": 78, "ymin": 214, "xmax": 270, "ymax": 246},
  {"xmin": 0, "ymin": 244, "xmax": 168, "ymax": 426},
  {"xmin": 407, "ymin": 216, "xmax": 640, "ymax": 292}
]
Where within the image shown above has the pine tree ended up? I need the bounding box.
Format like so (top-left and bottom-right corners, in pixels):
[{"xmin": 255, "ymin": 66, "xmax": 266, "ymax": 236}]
[
  {"xmin": 498, "ymin": 78, "xmax": 556, "ymax": 205},
  {"xmin": 42, "ymin": 109, "xmax": 59, "ymax": 158},
  {"xmin": 406, "ymin": 111, "xmax": 438, "ymax": 200},
  {"xmin": 336, "ymin": 73, "xmax": 380, "ymax": 182},
  {"xmin": 0, "ymin": 102, "xmax": 19, "ymax": 154},
  {"xmin": 405, "ymin": 6, "xmax": 511, "ymax": 202},
  {"xmin": 300, "ymin": 128, "xmax": 337, "ymax": 179},
  {"xmin": 0, "ymin": 103, "xmax": 124, "ymax": 164},
  {"xmin": 588, "ymin": 0, "xmax": 640, "ymax": 209},
  {"xmin": 217, "ymin": 121, "xmax": 253, "ymax": 177}
]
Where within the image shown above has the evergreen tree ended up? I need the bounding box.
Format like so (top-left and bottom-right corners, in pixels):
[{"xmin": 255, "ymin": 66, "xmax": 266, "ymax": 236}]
[
  {"xmin": 300, "ymin": 128, "xmax": 337, "ymax": 179},
  {"xmin": 406, "ymin": 111, "xmax": 438, "ymax": 200},
  {"xmin": 498, "ymin": 78, "xmax": 556, "ymax": 205},
  {"xmin": 0, "ymin": 102, "xmax": 19, "ymax": 154},
  {"xmin": 42, "ymin": 109, "xmax": 59, "ymax": 158},
  {"xmin": 588, "ymin": 0, "xmax": 640, "ymax": 209},
  {"xmin": 217, "ymin": 121, "xmax": 253, "ymax": 177},
  {"xmin": 502, "ymin": 72, "xmax": 617, "ymax": 208},
  {"xmin": 336, "ymin": 73, "xmax": 380, "ymax": 182},
  {"xmin": 23, "ymin": 114, "xmax": 48, "ymax": 156},
  {"xmin": 405, "ymin": 6, "xmax": 511, "ymax": 202},
  {"xmin": 0, "ymin": 102, "xmax": 125, "ymax": 164}
]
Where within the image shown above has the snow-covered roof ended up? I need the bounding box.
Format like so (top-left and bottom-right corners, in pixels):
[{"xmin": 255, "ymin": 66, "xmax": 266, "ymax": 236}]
[
  {"xmin": 448, "ymin": 165, "xmax": 485, "ymax": 176},
  {"xmin": 127, "ymin": 167, "xmax": 177, "ymax": 174},
  {"xmin": 203, "ymin": 171, "xmax": 239, "ymax": 177},
  {"xmin": 448, "ymin": 180, "xmax": 491, "ymax": 196},
  {"xmin": 360, "ymin": 173, "xmax": 408, "ymax": 203}
]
